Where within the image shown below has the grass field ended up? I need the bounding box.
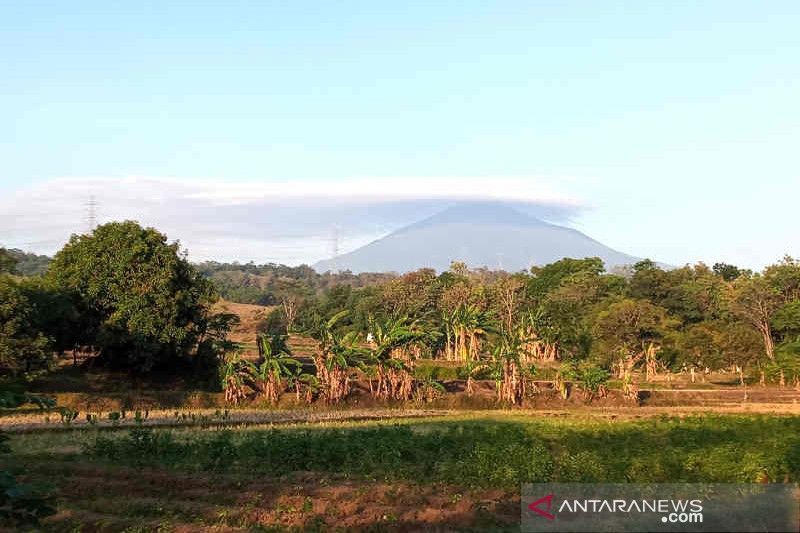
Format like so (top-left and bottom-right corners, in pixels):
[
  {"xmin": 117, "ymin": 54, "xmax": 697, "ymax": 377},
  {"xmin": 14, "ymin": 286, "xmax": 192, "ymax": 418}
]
[{"xmin": 5, "ymin": 413, "xmax": 799, "ymax": 531}]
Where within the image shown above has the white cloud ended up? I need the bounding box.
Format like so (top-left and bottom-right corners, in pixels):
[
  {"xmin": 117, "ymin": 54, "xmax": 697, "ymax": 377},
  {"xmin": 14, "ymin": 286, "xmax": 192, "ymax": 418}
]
[{"xmin": 0, "ymin": 176, "xmax": 583, "ymax": 265}]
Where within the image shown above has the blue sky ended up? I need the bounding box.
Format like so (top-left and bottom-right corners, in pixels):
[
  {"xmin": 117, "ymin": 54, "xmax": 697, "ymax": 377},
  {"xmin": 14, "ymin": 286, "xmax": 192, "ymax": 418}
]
[{"xmin": 1, "ymin": 1, "xmax": 798, "ymax": 269}]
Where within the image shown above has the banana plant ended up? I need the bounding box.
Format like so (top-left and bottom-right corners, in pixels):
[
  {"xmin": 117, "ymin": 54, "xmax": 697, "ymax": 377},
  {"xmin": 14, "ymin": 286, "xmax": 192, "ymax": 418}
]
[
  {"xmin": 459, "ymin": 358, "xmax": 492, "ymax": 396},
  {"xmin": 366, "ymin": 315, "xmax": 426, "ymax": 400},
  {"xmin": 490, "ymin": 328, "xmax": 535, "ymax": 406},
  {"xmin": 246, "ymin": 334, "xmax": 300, "ymax": 404},
  {"xmin": 221, "ymin": 351, "xmax": 249, "ymax": 404},
  {"xmin": 450, "ymin": 304, "xmax": 496, "ymax": 362},
  {"xmin": 414, "ymin": 376, "xmax": 446, "ymax": 403},
  {"xmin": 287, "ymin": 366, "xmax": 320, "ymax": 403},
  {"xmin": 309, "ymin": 310, "xmax": 367, "ymax": 404}
]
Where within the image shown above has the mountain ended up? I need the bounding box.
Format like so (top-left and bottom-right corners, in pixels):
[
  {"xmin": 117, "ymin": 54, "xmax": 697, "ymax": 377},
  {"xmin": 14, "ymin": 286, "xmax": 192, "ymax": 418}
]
[{"xmin": 312, "ymin": 202, "xmax": 640, "ymax": 274}]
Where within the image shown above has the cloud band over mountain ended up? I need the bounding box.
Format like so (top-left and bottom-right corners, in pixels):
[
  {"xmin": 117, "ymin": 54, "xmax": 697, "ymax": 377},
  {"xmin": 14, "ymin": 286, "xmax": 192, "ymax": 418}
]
[{"xmin": 0, "ymin": 176, "xmax": 584, "ymax": 265}]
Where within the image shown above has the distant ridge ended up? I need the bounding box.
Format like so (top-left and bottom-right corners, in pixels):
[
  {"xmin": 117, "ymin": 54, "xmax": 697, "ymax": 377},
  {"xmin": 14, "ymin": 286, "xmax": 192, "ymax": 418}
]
[{"xmin": 313, "ymin": 202, "xmax": 640, "ymax": 274}]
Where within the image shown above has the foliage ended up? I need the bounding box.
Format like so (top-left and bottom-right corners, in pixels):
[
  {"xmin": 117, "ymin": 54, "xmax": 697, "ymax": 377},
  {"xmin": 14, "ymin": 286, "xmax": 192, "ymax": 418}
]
[
  {"xmin": 763, "ymin": 341, "xmax": 800, "ymax": 384},
  {"xmin": 247, "ymin": 334, "xmax": 301, "ymax": 403},
  {"xmin": 0, "ymin": 388, "xmax": 56, "ymax": 526},
  {"xmin": 489, "ymin": 330, "xmax": 534, "ymax": 405},
  {"xmin": 46, "ymin": 221, "xmax": 227, "ymax": 372},
  {"xmin": 365, "ymin": 316, "xmax": 426, "ymax": 401},
  {"xmin": 0, "ymin": 276, "xmax": 52, "ymax": 376},
  {"xmin": 773, "ymin": 301, "xmax": 800, "ymax": 342},
  {"xmin": 575, "ymin": 362, "xmax": 610, "ymax": 398},
  {"xmin": 214, "ymin": 254, "xmax": 800, "ymax": 392},
  {"xmin": 7, "ymin": 214, "xmax": 800, "ymax": 397},
  {"xmin": 593, "ymin": 298, "xmax": 677, "ymax": 383},
  {"xmin": 196, "ymin": 261, "xmax": 395, "ymax": 306},
  {"xmin": 728, "ymin": 275, "xmax": 781, "ymax": 360},
  {"xmin": 308, "ymin": 310, "xmax": 367, "ymax": 404},
  {"xmin": 84, "ymin": 415, "xmax": 800, "ymax": 488}
]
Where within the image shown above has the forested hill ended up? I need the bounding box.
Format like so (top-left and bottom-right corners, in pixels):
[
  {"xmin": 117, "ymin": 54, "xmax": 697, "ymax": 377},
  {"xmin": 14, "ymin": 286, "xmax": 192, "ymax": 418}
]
[
  {"xmin": 194, "ymin": 261, "xmax": 396, "ymax": 305},
  {"xmin": 0, "ymin": 249, "xmax": 397, "ymax": 305},
  {"xmin": 4, "ymin": 248, "xmax": 51, "ymax": 276}
]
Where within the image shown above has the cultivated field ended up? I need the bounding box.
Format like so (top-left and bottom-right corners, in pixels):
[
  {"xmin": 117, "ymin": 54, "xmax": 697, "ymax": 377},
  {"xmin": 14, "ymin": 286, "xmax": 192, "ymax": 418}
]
[{"xmin": 4, "ymin": 413, "xmax": 799, "ymax": 531}]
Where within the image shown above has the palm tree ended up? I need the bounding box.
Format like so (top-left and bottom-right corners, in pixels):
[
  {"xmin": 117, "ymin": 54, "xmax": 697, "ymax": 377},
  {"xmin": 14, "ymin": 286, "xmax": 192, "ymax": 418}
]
[{"xmin": 460, "ymin": 358, "xmax": 491, "ymax": 396}]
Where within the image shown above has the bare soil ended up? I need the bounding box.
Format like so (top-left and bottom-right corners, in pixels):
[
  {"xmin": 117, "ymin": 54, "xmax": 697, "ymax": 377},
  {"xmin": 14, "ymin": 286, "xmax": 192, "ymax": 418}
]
[{"xmin": 16, "ymin": 462, "xmax": 517, "ymax": 532}]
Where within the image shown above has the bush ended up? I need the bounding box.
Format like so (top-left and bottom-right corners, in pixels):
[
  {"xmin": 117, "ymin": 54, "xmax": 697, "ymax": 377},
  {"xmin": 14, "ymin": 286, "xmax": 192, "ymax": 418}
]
[{"xmin": 577, "ymin": 363, "xmax": 610, "ymax": 394}]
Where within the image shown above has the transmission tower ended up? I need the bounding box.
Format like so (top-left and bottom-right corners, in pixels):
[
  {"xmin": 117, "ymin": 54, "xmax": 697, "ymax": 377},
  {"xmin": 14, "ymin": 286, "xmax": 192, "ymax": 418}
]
[
  {"xmin": 330, "ymin": 225, "xmax": 341, "ymax": 272},
  {"xmin": 86, "ymin": 195, "xmax": 97, "ymax": 233}
]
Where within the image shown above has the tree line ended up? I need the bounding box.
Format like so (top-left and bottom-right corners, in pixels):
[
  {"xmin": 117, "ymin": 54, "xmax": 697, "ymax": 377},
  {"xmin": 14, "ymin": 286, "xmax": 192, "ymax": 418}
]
[
  {"xmin": 2, "ymin": 221, "xmax": 799, "ymax": 401},
  {"xmin": 260, "ymin": 256, "xmax": 800, "ymax": 389},
  {"xmin": 195, "ymin": 260, "xmax": 395, "ymax": 306}
]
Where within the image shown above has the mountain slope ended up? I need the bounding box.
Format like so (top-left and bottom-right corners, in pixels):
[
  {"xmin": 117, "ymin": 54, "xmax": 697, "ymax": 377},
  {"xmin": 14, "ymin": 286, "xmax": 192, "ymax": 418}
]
[{"xmin": 313, "ymin": 203, "xmax": 639, "ymax": 273}]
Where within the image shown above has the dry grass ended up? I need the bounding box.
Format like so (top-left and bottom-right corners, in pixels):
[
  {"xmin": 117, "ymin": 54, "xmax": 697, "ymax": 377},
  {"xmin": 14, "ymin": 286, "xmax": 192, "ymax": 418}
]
[{"xmin": 213, "ymin": 300, "xmax": 273, "ymax": 348}]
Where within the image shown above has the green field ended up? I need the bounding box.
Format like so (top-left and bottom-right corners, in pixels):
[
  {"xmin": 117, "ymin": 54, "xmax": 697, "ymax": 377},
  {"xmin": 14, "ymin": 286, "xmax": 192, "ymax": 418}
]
[{"xmin": 5, "ymin": 413, "xmax": 799, "ymax": 531}]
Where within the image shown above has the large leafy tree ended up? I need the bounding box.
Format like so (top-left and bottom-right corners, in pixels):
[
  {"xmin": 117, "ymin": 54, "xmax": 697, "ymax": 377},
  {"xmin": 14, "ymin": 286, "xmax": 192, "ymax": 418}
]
[
  {"xmin": 676, "ymin": 320, "xmax": 761, "ymax": 374},
  {"xmin": 46, "ymin": 221, "xmax": 222, "ymax": 372},
  {"xmin": 0, "ymin": 277, "xmax": 51, "ymax": 376},
  {"xmin": 17, "ymin": 277, "xmax": 81, "ymax": 357},
  {"xmin": 728, "ymin": 276, "xmax": 781, "ymax": 360},
  {"xmin": 527, "ymin": 257, "xmax": 605, "ymax": 303},
  {"xmin": 593, "ymin": 298, "xmax": 677, "ymax": 377},
  {"xmin": 629, "ymin": 261, "xmax": 725, "ymax": 326},
  {"xmin": 773, "ymin": 301, "xmax": 800, "ymax": 343},
  {"xmin": 538, "ymin": 267, "xmax": 625, "ymax": 359},
  {"xmin": 713, "ymin": 262, "xmax": 747, "ymax": 281}
]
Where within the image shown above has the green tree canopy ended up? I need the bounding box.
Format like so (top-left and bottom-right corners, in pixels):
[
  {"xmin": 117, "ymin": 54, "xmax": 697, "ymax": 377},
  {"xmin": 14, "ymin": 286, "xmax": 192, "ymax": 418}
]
[
  {"xmin": 47, "ymin": 221, "xmax": 221, "ymax": 372},
  {"xmin": 0, "ymin": 277, "xmax": 51, "ymax": 375},
  {"xmin": 593, "ymin": 298, "xmax": 677, "ymax": 363}
]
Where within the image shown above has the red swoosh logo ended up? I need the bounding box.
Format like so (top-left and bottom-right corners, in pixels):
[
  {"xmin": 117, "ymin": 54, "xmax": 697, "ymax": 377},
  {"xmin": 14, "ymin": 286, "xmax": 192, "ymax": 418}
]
[{"xmin": 528, "ymin": 494, "xmax": 555, "ymax": 520}]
